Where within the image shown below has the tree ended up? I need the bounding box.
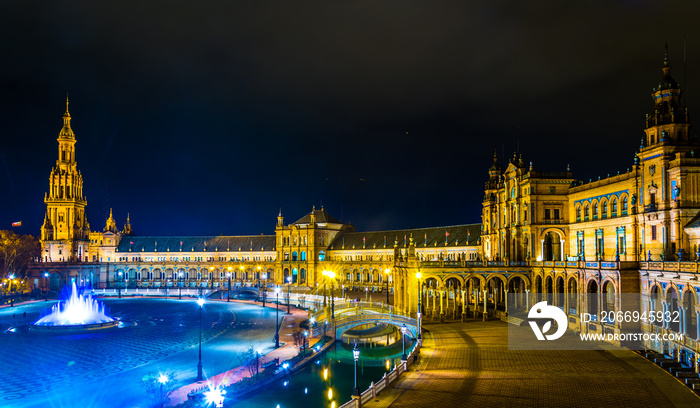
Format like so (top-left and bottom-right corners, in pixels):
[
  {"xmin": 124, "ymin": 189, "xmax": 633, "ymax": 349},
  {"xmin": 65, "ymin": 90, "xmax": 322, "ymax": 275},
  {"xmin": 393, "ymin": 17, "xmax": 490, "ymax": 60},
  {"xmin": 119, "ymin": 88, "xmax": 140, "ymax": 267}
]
[
  {"xmin": 236, "ymin": 346, "xmax": 259, "ymax": 379},
  {"xmin": 292, "ymin": 328, "xmax": 305, "ymax": 349},
  {"xmin": 0, "ymin": 231, "xmax": 40, "ymax": 279},
  {"xmin": 140, "ymin": 371, "xmax": 177, "ymax": 408}
]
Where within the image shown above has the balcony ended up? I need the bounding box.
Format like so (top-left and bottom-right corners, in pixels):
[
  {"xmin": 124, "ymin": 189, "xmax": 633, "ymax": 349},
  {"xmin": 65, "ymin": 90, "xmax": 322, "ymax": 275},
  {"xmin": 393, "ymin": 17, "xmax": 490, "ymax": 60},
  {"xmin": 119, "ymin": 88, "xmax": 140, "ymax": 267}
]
[{"xmin": 644, "ymin": 203, "xmax": 656, "ymax": 213}]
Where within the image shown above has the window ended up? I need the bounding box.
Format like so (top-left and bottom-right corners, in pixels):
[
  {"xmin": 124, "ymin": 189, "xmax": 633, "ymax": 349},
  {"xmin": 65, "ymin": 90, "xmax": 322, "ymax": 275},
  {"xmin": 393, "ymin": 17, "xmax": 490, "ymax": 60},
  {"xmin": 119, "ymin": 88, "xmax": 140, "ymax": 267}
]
[
  {"xmin": 593, "ymin": 203, "xmax": 598, "ymax": 217},
  {"xmin": 544, "ymin": 209, "xmax": 551, "ymax": 220},
  {"xmin": 651, "ymin": 225, "xmax": 657, "ymax": 241},
  {"xmin": 554, "ymin": 209, "xmax": 560, "ymax": 219},
  {"xmin": 622, "ymin": 197, "xmax": 628, "ymax": 212},
  {"xmin": 300, "ymin": 251, "xmax": 306, "ymax": 261},
  {"xmin": 524, "ymin": 209, "xmax": 528, "ymax": 222},
  {"xmin": 611, "ymin": 198, "xmax": 617, "ymax": 215},
  {"xmin": 584, "ymin": 204, "xmax": 589, "ymax": 217},
  {"xmin": 292, "ymin": 251, "xmax": 298, "ymax": 261},
  {"xmin": 284, "ymin": 252, "xmax": 289, "ymax": 261},
  {"xmin": 602, "ymin": 201, "xmax": 607, "ymax": 218},
  {"xmin": 576, "ymin": 206, "xmax": 581, "ymax": 221}
]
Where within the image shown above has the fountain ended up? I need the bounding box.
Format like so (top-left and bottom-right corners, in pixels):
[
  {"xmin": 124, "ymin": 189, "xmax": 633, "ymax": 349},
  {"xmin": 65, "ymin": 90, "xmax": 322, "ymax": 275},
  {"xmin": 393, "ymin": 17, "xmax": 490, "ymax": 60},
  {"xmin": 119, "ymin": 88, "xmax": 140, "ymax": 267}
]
[{"xmin": 32, "ymin": 281, "xmax": 118, "ymax": 330}]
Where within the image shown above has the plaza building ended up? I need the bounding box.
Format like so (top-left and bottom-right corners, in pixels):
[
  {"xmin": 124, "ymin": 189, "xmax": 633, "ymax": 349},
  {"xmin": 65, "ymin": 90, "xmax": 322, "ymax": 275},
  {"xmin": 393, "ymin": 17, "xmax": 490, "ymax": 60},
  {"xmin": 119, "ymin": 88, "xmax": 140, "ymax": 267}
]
[{"xmin": 27, "ymin": 48, "xmax": 700, "ymax": 371}]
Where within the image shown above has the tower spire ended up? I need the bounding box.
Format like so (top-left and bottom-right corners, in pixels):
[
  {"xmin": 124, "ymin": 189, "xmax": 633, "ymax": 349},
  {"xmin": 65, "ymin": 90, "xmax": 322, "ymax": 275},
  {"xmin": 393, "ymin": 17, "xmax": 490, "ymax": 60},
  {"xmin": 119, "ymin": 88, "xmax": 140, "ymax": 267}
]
[
  {"xmin": 59, "ymin": 95, "xmax": 74, "ymax": 139},
  {"xmin": 664, "ymin": 43, "xmax": 669, "ymax": 67},
  {"xmin": 65, "ymin": 93, "xmax": 70, "ymax": 115}
]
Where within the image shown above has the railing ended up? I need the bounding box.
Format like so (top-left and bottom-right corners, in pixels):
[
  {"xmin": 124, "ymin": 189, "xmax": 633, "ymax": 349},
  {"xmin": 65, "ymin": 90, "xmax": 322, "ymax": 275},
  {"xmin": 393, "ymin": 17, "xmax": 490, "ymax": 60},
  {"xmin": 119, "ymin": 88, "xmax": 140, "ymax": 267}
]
[
  {"xmin": 338, "ymin": 344, "xmax": 420, "ymax": 408},
  {"xmin": 640, "ymin": 261, "xmax": 700, "ymax": 273}
]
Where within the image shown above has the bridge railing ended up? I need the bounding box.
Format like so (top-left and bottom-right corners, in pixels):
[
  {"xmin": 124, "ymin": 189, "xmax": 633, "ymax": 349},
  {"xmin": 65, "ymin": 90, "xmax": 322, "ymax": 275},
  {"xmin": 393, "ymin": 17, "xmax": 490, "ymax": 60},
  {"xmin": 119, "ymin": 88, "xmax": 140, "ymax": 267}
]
[
  {"xmin": 309, "ymin": 313, "xmax": 417, "ymax": 338},
  {"xmin": 338, "ymin": 343, "xmax": 421, "ymax": 408}
]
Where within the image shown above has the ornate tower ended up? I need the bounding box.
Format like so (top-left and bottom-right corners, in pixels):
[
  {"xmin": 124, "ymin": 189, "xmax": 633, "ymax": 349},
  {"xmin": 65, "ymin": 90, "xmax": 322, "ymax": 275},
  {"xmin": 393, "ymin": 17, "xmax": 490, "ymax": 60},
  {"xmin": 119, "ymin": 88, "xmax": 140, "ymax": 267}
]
[
  {"xmin": 41, "ymin": 98, "xmax": 90, "ymax": 261},
  {"xmin": 637, "ymin": 45, "xmax": 698, "ymax": 260}
]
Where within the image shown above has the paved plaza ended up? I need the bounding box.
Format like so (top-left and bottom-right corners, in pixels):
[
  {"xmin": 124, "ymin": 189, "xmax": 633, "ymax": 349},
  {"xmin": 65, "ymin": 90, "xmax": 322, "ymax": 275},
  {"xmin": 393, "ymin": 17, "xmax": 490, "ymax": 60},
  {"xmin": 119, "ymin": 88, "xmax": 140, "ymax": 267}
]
[
  {"xmin": 0, "ymin": 298, "xmax": 278, "ymax": 408},
  {"xmin": 366, "ymin": 319, "xmax": 700, "ymax": 408}
]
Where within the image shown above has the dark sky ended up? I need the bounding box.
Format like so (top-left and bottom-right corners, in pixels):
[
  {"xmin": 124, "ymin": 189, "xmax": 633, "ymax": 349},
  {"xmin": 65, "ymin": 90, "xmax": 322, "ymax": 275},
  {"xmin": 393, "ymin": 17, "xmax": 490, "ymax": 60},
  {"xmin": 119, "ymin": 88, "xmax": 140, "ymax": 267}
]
[{"xmin": 2, "ymin": 1, "xmax": 700, "ymax": 237}]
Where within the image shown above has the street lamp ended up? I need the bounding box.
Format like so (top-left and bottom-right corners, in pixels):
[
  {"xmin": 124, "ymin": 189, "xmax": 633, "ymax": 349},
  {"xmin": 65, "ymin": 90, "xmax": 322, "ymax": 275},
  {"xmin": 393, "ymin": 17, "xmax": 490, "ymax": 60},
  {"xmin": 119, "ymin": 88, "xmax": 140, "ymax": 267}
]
[
  {"xmin": 8, "ymin": 274, "xmax": 15, "ymax": 307},
  {"xmin": 43, "ymin": 272, "xmax": 49, "ymax": 301},
  {"xmin": 179, "ymin": 272, "xmax": 183, "ymax": 300},
  {"xmin": 261, "ymin": 272, "xmax": 267, "ymax": 308},
  {"xmin": 323, "ymin": 270, "xmax": 336, "ymax": 319},
  {"xmin": 227, "ymin": 267, "xmax": 232, "ymax": 302},
  {"xmin": 257, "ymin": 266, "xmax": 262, "ymax": 303},
  {"xmin": 303, "ymin": 330, "xmax": 308, "ymax": 356},
  {"xmin": 384, "ymin": 269, "xmax": 391, "ymax": 305},
  {"xmin": 157, "ymin": 374, "xmax": 169, "ymax": 408},
  {"xmin": 255, "ymin": 348, "xmax": 261, "ymax": 380},
  {"xmin": 274, "ymin": 287, "xmax": 280, "ymax": 348},
  {"xmin": 117, "ymin": 271, "xmax": 123, "ymax": 299},
  {"xmin": 203, "ymin": 385, "xmax": 226, "ymax": 408},
  {"xmin": 353, "ymin": 342, "xmax": 360, "ymax": 397},
  {"xmin": 416, "ymin": 272, "xmax": 422, "ymax": 343},
  {"xmin": 400, "ymin": 324, "xmax": 408, "ymax": 361},
  {"xmin": 286, "ymin": 275, "xmax": 292, "ymax": 315},
  {"xmin": 197, "ymin": 297, "xmax": 205, "ymax": 381}
]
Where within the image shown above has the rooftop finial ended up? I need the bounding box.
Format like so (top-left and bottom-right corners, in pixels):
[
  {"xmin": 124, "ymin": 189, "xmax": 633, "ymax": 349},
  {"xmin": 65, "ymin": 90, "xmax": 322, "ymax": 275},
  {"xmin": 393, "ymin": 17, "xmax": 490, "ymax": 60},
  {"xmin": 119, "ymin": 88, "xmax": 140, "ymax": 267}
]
[
  {"xmin": 278, "ymin": 208, "xmax": 282, "ymax": 217},
  {"xmin": 65, "ymin": 93, "xmax": 70, "ymax": 115},
  {"xmin": 664, "ymin": 43, "xmax": 669, "ymax": 67}
]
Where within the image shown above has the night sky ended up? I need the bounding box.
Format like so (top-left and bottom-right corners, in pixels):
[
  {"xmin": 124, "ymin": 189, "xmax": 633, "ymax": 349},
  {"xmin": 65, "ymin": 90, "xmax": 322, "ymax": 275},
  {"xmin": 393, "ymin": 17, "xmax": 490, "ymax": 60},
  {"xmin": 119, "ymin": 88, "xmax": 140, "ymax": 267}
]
[{"xmin": 2, "ymin": 1, "xmax": 700, "ymax": 237}]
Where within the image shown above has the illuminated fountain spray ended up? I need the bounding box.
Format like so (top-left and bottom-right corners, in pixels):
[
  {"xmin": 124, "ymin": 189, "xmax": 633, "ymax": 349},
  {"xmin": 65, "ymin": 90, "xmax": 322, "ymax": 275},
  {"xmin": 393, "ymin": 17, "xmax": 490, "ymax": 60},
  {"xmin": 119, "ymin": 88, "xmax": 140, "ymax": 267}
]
[{"xmin": 34, "ymin": 281, "xmax": 114, "ymax": 327}]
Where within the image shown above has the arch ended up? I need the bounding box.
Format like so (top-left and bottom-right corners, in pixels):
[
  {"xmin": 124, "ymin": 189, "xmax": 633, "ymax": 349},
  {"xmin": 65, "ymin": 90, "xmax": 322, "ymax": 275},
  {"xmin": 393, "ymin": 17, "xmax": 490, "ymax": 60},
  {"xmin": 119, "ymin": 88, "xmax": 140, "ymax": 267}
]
[
  {"xmin": 610, "ymin": 196, "xmax": 618, "ymax": 217},
  {"xmin": 620, "ymin": 194, "xmax": 629, "ymax": 213},
  {"xmin": 283, "ymin": 268, "xmax": 290, "ymax": 283},
  {"xmin": 666, "ymin": 286, "xmax": 680, "ymax": 332},
  {"xmin": 586, "ymin": 279, "xmax": 599, "ymax": 316},
  {"xmin": 682, "ymin": 287, "xmax": 697, "ymax": 338},
  {"xmin": 591, "ymin": 199, "xmax": 599, "ymax": 219},
  {"xmin": 555, "ymin": 275, "xmax": 565, "ymax": 306},
  {"xmin": 541, "ymin": 228, "xmax": 565, "ymax": 261},
  {"xmin": 292, "ymin": 251, "xmax": 298, "ymax": 261},
  {"xmin": 128, "ymin": 268, "xmax": 138, "ymax": 280},
  {"xmin": 292, "ymin": 268, "xmax": 298, "ymax": 284},
  {"xmin": 575, "ymin": 204, "xmax": 582, "ymax": 221},
  {"xmin": 602, "ymin": 280, "xmax": 615, "ymax": 314},
  {"xmin": 567, "ymin": 277, "xmax": 578, "ymax": 313},
  {"xmin": 545, "ymin": 275, "xmax": 554, "ymax": 304},
  {"xmin": 165, "ymin": 268, "xmax": 174, "ymax": 279},
  {"xmin": 506, "ymin": 273, "xmax": 531, "ymax": 288},
  {"xmin": 649, "ymin": 284, "xmax": 662, "ymax": 327},
  {"xmin": 318, "ymin": 250, "xmax": 325, "ymax": 261},
  {"xmin": 600, "ymin": 198, "xmax": 608, "ymax": 218},
  {"xmin": 153, "ymin": 268, "xmax": 163, "ymax": 280},
  {"xmin": 300, "ymin": 251, "xmax": 306, "ymax": 261},
  {"xmin": 299, "ymin": 268, "xmax": 306, "ymax": 284}
]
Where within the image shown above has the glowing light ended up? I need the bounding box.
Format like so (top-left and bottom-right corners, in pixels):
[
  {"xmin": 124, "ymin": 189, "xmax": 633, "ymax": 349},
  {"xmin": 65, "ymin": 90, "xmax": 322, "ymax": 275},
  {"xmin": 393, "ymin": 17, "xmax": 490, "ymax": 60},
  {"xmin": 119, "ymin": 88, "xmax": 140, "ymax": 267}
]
[
  {"xmin": 283, "ymin": 381, "xmax": 288, "ymax": 386},
  {"xmin": 282, "ymin": 362, "xmax": 289, "ymax": 369},
  {"xmin": 203, "ymin": 385, "xmax": 226, "ymax": 407},
  {"xmin": 331, "ymin": 402, "xmax": 336, "ymax": 408},
  {"xmin": 158, "ymin": 374, "xmax": 169, "ymax": 384},
  {"xmin": 34, "ymin": 281, "xmax": 113, "ymax": 326},
  {"xmin": 304, "ymin": 388, "xmax": 308, "ymax": 394},
  {"xmin": 327, "ymin": 388, "xmax": 333, "ymax": 400},
  {"xmin": 386, "ymin": 360, "xmax": 390, "ymax": 370},
  {"xmin": 416, "ymin": 272, "xmax": 422, "ymax": 279},
  {"xmin": 197, "ymin": 298, "xmax": 205, "ymax": 307},
  {"xmin": 323, "ymin": 368, "xmax": 328, "ymax": 380}
]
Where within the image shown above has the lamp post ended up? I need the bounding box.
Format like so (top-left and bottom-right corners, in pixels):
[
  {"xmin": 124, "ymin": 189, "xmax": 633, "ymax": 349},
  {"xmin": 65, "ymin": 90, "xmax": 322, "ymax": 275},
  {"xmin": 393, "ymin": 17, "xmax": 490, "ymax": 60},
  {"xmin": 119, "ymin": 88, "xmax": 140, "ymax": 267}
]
[
  {"xmin": 179, "ymin": 272, "xmax": 183, "ymax": 300},
  {"xmin": 353, "ymin": 342, "xmax": 360, "ymax": 397},
  {"xmin": 323, "ymin": 270, "xmax": 336, "ymax": 319},
  {"xmin": 342, "ymin": 284, "xmax": 345, "ymax": 299},
  {"xmin": 257, "ymin": 266, "xmax": 261, "ymax": 303},
  {"xmin": 302, "ymin": 330, "xmax": 308, "ymax": 356},
  {"xmin": 157, "ymin": 374, "xmax": 169, "ymax": 408},
  {"xmin": 196, "ymin": 297, "xmax": 204, "ymax": 381},
  {"xmin": 261, "ymin": 273, "xmax": 267, "ymax": 308},
  {"xmin": 286, "ymin": 275, "xmax": 292, "ymax": 314},
  {"xmin": 240, "ymin": 266, "xmax": 245, "ymax": 297},
  {"xmin": 401, "ymin": 324, "xmax": 408, "ymax": 361},
  {"xmin": 44, "ymin": 272, "xmax": 49, "ymax": 301},
  {"xmin": 227, "ymin": 267, "xmax": 232, "ymax": 302},
  {"xmin": 384, "ymin": 268, "xmax": 391, "ymax": 305},
  {"xmin": 416, "ymin": 272, "xmax": 422, "ymax": 343},
  {"xmin": 117, "ymin": 271, "xmax": 122, "ymax": 299},
  {"xmin": 275, "ymin": 287, "xmax": 280, "ymax": 348},
  {"xmin": 255, "ymin": 348, "xmax": 261, "ymax": 380},
  {"xmin": 8, "ymin": 274, "xmax": 15, "ymax": 307}
]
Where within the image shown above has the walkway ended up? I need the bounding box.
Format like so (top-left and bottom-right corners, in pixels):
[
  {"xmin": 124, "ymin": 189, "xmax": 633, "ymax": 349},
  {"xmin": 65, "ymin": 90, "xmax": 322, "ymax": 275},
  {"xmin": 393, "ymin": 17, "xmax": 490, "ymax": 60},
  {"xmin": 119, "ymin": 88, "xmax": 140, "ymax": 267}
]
[
  {"xmin": 365, "ymin": 319, "xmax": 700, "ymax": 408},
  {"xmin": 171, "ymin": 299, "xmax": 315, "ymax": 404}
]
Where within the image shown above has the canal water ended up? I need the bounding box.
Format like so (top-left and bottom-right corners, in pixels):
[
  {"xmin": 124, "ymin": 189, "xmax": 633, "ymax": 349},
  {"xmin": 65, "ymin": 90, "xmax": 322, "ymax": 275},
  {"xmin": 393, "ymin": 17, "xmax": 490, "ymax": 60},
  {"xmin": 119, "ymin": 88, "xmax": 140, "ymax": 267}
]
[{"xmin": 233, "ymin": 337, "xmax": 415, "ymax": 408}]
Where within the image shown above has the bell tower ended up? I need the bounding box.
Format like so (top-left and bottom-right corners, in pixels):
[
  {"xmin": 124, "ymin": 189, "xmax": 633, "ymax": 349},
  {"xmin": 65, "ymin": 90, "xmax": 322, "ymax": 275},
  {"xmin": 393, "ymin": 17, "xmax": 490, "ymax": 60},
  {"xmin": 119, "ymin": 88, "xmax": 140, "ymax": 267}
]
[{"xmin": 41, "ymin": 97, "xmax": 90, "ymax": 261}]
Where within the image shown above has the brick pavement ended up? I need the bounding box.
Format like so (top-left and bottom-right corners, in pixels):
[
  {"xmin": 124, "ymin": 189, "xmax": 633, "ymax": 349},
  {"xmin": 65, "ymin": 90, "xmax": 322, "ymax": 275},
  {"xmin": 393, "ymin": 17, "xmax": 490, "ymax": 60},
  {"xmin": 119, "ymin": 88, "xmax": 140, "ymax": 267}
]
[{"xmin": 364, "ymin": 319, "xmax": 700, "ymax": 408}]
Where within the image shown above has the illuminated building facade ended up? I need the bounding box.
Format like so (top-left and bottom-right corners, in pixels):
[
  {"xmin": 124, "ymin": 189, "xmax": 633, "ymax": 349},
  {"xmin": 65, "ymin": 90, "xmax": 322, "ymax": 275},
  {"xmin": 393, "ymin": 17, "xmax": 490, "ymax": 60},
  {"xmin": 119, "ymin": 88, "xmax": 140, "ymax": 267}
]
[{"xmin": 27, "ymin": 48, "xmax": 700, "ymax": 371}]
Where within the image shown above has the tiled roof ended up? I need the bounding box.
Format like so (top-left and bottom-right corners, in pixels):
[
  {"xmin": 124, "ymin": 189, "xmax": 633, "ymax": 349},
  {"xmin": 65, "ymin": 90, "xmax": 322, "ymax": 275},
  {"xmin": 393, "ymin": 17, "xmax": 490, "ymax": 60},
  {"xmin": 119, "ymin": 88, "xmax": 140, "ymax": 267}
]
[
  {"xmin": 686, "ymin": 213, "xmax": 700, "ymax": 229},
  {"xmin": 328, "ymin": 224, "xmax": 481, "ymax": 250},
  {"xmin": 293, "ymin": 209, "xmax": 343, "ymax": 225},
  {"xmin": 116, "ymin": 235, "xmax": 276, "ymax": 252}
]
